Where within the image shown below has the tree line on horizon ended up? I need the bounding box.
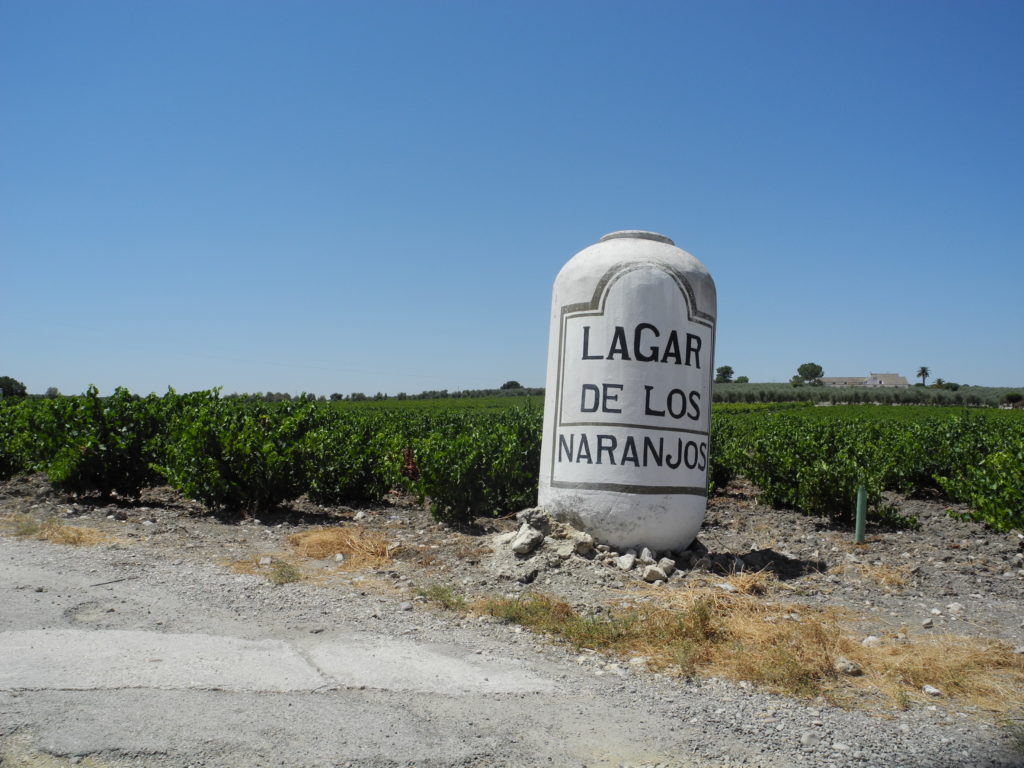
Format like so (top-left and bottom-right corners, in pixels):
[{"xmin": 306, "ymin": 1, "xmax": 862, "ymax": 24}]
[{"xmin": 2, "ymin": 373, "xmax": 1020, "ymax": 408}]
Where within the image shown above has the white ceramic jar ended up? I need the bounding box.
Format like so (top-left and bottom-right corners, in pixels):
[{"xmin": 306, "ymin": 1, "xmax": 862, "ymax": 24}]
[{"xmin": 538, "ymin": 230, "xmax": 717, "ymax": 551}]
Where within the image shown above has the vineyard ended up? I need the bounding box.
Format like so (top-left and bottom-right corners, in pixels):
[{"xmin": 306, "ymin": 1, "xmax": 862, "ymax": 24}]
[{"xmin": 1, "ymin": 389, "xmax": 1021, "ymax": 532}]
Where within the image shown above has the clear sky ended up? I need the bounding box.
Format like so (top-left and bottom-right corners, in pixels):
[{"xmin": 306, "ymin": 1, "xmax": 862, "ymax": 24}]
[{"xmin": 2, "ymin": 0, "xmax": 1022, "ymax": 396}]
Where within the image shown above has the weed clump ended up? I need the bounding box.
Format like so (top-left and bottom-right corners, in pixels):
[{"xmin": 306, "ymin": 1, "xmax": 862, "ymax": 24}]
[
  {"xmin": 8, "ymin": 514, "xmax": 41, "ymax": 537},
  {"xmin": 481, "ymin": 594, "xmax": 638, "ymax": 651},
  {"xmin": 268, "ymin": 560, "xmax": 302, "ymax": 585},
  {"xmin": 415, "ymin": 584, "xmax": 467, "ymax": 611},
  {"xmin": 1001, "ymin": 710, "xmax": 1024, "ymax": 756}
]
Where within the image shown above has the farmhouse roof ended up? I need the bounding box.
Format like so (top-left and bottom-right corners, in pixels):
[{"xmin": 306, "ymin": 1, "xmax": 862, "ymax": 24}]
[
  {"xmin": 821, "ymin": 377, "xmax": 868, "ymax": 387},
  {"xmin": 869, "ymin": 373, "xmax": 910, "ymax": 387},
  {"xmin": 821, "ymin": 373, "xmax": 911, "ymax": 388}
]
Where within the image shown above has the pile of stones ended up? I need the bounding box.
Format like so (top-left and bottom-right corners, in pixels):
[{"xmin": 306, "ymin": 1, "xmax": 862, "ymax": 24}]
[
  {"xmin": 494, "ymin": 508, "xmax": 595, "ymax": 563},
  {"xmin": 498, "ymin": 507, "xmax": 754, "ymax": 585}
]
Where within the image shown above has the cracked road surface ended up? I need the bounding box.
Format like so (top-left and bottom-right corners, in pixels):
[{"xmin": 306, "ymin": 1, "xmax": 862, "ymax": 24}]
[
  {"xmin": 2, "ymin": 535, "xmax": 1020, "ymax": 768},
  {"xmin": 0, "ymin": 538, "xmax": 728, "ymax": 768}
]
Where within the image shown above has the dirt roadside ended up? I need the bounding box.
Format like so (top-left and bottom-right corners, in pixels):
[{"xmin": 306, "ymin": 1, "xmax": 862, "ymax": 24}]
[
  {"xmin": 1, "ymin": 474, "xmax": 1023, "ymax": 768},
  {"xmin": 5, "ymin": 474, "xmax": 1020, "ymax": 644}
]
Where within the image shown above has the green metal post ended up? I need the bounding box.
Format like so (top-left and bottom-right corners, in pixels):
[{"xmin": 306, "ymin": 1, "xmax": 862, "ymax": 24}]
[{"xmin": 854, "ymin": 485, "xmax": 867, "ymax": 544}]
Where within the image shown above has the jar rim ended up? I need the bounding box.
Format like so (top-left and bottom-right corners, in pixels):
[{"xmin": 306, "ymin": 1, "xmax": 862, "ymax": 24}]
[{"xmin": 599, "ymin": 230, "xmax": 675, "ymax": 246}]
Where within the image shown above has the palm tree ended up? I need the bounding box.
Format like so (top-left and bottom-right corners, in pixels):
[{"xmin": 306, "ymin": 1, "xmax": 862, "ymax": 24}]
[{"xmin": 917, "ymin": 366, "xmax": 930, "ymax": 386}]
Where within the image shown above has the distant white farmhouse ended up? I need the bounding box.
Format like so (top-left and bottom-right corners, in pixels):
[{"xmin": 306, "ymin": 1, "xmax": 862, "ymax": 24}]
[{"xmin": 821, "ymin": 373, "xmax": 910, "ymax": 388}]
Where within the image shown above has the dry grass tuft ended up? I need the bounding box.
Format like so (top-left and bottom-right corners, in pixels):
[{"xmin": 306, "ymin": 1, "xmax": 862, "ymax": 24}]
[
  {"xmin": 2, "ymin": 514, "xmax": 110, "ymax": 546},
  {"xmin": 288, "ymin": 525, "xmax": 397, "ymax": 569},
  {"xmin": 480, "ymin": 587, "xmax": 1024, "ymax": 713},
  {"xmin": 643, "ymin": 587, "xmax": 850, "ymax": 695},
  {"xmin": 678, "ymin": 568, "xmax": 778, "ymax": 597},
  {"xmin": 721, "ymin": 569, "xmax": 778, "ymax": 595},
  {"xmin": 857, "ymin": 635, "xmax": 1024, "ymax": 712},
  {"xmin": 831, "ymin": 561, "xmax": 912, "ymax": 591},
  {"xmin": 38, "ymin": 518, "xmax": 111, "ymax": 546}
]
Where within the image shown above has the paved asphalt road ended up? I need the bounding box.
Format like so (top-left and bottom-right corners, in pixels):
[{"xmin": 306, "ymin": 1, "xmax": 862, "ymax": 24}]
[
  {"xmin": 2, "ymin": 536, "xmax": 1018, "ymax": 768},
  {"xmin": 0, "ymin": 537, "xmax": 733, "ymax": 768}
]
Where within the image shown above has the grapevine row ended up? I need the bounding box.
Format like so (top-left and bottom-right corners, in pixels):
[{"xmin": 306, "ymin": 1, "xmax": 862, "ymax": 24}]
[{"xmin": 1, "ymin": 391, "xmax": 1021, "ymax": 531}]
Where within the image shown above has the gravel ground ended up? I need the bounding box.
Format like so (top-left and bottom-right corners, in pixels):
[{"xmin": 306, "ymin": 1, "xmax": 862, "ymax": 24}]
[{"xmin": 1, "ymin": 474, "xmax": 1023, "ymax": 768}]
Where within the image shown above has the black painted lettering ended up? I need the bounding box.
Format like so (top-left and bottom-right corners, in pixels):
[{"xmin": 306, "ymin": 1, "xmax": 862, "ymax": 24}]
[
  {"xmin": 607, "ymin": 326, "xmax": 630, "ymax": 360},
  {"xmin": 685, "ymin": 333, "xmax": 702, "ymax": 368},
  {"xmin": 667, "ymin": 388, "xmax": 687, "ymax": 419},
  {"xmin": 684, "ymin": 440, "xmax": 699, "ymax": 469},
  {"xmin": 580, "ymin": 384, "xmax": 599, "ymax": 412},
  {"xmin": 665, "ymin": 437, "xmax": 683, "ymax": 469},
  {"xmin": 643, "ymin": 436, "xmax": 664, "ymax": 467},
  {"xmin": 602, "ymin": 383, "xmax": 623, "ymax": 413},
  {"xmin": 661, "ymin": 330, "xmax": 681, "ymax": 364},
  {"xmin": 698, "ymin": 441, "xmax": 708, "ymax": 471},
  {"xmin": 558, "ymin": 433, "xmax": 574, "ymax": 463},
  {"xmin": 633, "ymin": 323, "xmax": 659, "ymax": 362},
  {"xmin": 643, "ymin": 385, "xmax": 665, "ymax": 417},
  {"xmin": 620, "ymin": 436, "xmax": 639, "ymax": 466},
  {"xmin": 582, "ymin": 326, "xmax": 602, "ymax": 360},
  {"xmin": 596, "ymin": 434, "xmax": 617, "ymax": 465},
  {"xmin": 688, "ymin": 391, "xmax": 702, "ymax": 421},
  {"xmin": 575, "ymin": 433, "xmax": 593, "ymax": 464}
]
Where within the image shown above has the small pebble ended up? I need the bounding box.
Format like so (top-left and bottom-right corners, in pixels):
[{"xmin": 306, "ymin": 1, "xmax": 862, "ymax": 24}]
[{"xmin": 799, "ymin": 732, "xmax": 821, "ymax": 747}]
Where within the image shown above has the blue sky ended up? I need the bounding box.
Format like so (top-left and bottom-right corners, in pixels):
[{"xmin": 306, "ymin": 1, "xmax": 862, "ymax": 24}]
[{"xmin": 2, "ymin": 0, "xmax": 1021, "ymax": 396}]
